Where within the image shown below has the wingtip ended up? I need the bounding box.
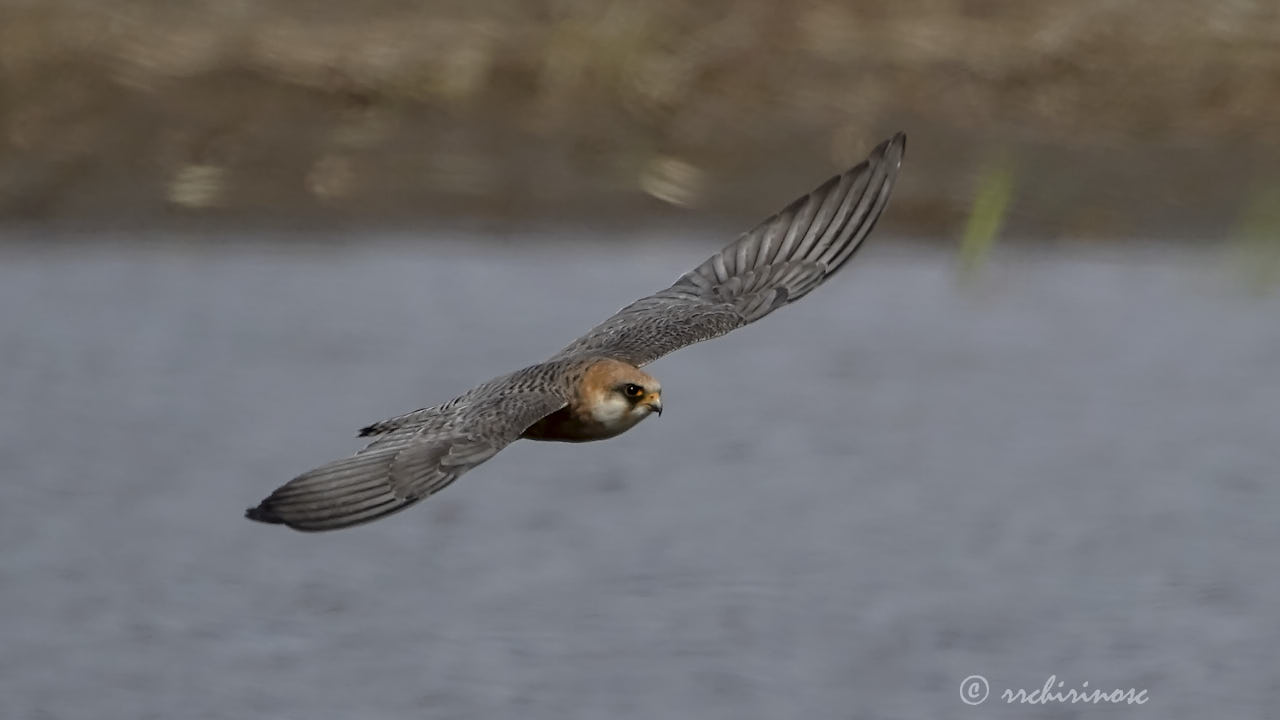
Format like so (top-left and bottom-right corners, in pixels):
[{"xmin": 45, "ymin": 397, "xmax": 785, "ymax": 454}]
[
  {"xmin": 245, "ymin": 502, "xmax": 285, "ymax": 525},
  {"xmin": 879, "ymin": 131, "xmax": 907, "ymax": 165}
]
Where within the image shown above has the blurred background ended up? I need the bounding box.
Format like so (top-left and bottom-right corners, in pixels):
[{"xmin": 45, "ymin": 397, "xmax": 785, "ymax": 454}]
[
  {"xmin": 3, "ymin": 0, "xmax": 1280, "ymax": 243},
  {"xmin": 2, "ymin": 1, "xmax": 1279, "ymax": 718}
]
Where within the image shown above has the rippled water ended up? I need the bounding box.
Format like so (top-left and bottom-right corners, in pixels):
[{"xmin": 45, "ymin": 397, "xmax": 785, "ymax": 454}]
[{"xmin": 2, "ymin": 234, "xmax": 1277, "ymax": 719}]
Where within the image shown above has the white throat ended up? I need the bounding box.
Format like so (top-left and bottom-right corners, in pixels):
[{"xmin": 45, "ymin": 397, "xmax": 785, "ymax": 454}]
[{"xmin": 590, "ymin": 395, "xmax": 651, "ymax": 431}]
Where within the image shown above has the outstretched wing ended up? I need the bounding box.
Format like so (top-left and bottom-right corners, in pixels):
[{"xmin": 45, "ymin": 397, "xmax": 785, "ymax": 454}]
[
  {"xmin": 555, "ymin": 132, "xmax": 905, "ymax": 367},
  {"xmin": 245, "ymin": 372, "xmax": 568, "ymax": 532}
]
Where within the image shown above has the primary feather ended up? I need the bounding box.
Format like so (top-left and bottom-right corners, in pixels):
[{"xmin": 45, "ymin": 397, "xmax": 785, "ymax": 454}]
[{"xmin": 553, "ymin": 132, "xmax": 905, "ymax": 367}]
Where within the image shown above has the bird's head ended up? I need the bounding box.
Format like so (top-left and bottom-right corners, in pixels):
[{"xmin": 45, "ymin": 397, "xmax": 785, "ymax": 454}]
[{"xmin": 580, "ymin": 358, "xmax": 662, "ymax": 429}]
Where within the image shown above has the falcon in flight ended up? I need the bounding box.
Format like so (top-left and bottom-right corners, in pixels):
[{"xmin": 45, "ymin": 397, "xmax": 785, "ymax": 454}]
[{"xmin": 247, "ymin": 133, "xmax": 905, "ymax": 531}]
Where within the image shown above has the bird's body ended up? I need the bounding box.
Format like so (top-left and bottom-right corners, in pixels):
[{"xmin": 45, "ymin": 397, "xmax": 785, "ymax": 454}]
[{"xmin": 247, "ymin": 133, "xmax": 906, "ymax": 532}]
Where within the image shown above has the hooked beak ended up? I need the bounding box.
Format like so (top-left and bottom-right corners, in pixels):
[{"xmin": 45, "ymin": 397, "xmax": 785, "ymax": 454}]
[{"xmin": 644, "ymin": 394, "xmax": 663, "ymax": 416}]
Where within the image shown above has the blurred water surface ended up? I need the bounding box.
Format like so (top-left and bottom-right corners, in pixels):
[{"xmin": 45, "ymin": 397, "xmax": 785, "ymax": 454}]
[{"xmin": 1, "ymin": 233, "xmax": 1278, "ymax": 719}]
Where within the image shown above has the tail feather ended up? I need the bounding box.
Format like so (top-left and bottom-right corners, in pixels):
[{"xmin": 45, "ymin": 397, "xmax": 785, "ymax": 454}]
[{"xmin": 357, "ymin": 406, "xmax": 439, "ymax": 437}]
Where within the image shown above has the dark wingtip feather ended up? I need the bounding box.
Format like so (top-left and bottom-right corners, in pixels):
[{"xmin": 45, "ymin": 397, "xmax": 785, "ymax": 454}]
[
  {"xmin": 245, "ymin": 502, "xmax": 285, "ymax": 525},
  {"xmin": 883, "ymin": 132, "xmax": 906, "ymax": 165},
  {"xmin": 356, "ymin": 424, "xmax": 379, "ymax": 437}
]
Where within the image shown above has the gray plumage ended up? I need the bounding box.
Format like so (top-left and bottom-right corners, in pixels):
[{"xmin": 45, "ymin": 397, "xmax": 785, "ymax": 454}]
[
  {"xmin": 247, "ymin": 363, "xmax": 579, "ymax": 531},
  {"xmin": 555, "ymin": 132, "xmax": 904, "ymax": 367},
  {"xmin": 246, "ymin": 133, "xmax": 905, "ymax": 531}
]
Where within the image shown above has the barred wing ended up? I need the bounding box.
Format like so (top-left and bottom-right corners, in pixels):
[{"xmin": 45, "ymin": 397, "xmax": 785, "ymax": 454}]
[
  {"xmin": 245, "ymin": 374, "xmax": 568, "ymax": 532},
  {"xmin": 555, "ymin": 132, "xmax": 904, "ymax": 367}
]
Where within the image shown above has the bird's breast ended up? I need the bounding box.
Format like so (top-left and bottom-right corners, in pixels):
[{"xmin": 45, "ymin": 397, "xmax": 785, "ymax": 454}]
[{"xmin": 521, "ymin": 405, "xmax": 641, "ymax": 443}]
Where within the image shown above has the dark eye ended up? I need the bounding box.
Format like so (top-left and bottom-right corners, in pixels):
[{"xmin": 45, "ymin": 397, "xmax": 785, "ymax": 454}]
[{"xmin": 623, "ymin": 383, "xmax": 644, "ymax": 398}]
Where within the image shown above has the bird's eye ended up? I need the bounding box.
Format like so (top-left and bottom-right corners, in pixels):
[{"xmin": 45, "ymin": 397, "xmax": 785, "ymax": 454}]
[{"xmin": 623, "ymin": 383, "xmax": 644, "ymax": 398}]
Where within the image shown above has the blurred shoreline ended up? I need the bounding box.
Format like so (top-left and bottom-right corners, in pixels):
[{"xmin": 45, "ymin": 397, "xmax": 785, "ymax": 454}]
[{"xmin": 3, "ymin": 1, "xmax": 1279, "ymax": 240}]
